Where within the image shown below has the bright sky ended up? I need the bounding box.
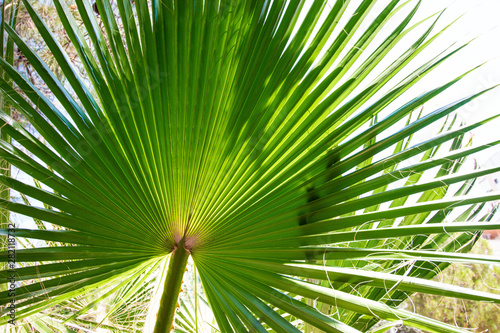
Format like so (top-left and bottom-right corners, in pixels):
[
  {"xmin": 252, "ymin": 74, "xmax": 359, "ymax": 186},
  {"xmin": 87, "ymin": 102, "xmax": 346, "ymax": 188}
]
[
  {"xmin": 295, "ymin": 0, "xmax": 500, "ymax": 216},
  {"xmin": 298, "ymin": 0, "xmax": 499, "ymax": 162},
  {"xmin": 390, "ymin": 0, "xmax": 500, "ymax": 211},
  {"xmin": 325, "ymin": 0, "xmax": 500, "ymax": 168},
  {"xmin": 401, "ymin": 0, "xmax": 500, "ymax": 200},
  {"xmin": 415, "ymin": 0, "xmax": 500, "ymax": 154}
]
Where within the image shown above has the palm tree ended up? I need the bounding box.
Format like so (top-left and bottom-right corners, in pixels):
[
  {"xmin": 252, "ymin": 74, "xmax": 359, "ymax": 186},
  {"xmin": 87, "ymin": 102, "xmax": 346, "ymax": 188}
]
[{"xmin": 1, "ymin": 0, "xmax": 500, "ymax": 332}]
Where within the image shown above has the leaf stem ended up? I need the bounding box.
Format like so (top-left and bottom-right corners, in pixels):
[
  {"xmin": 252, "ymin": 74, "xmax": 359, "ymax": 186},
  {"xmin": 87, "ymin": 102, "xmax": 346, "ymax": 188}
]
[
  {"xmin": 154, "ymin": 239, "xmax": 190, "ymax": 333},
  {"xmin": 195, "ymin": 265, "xmax": 198, "ymax": 333}
]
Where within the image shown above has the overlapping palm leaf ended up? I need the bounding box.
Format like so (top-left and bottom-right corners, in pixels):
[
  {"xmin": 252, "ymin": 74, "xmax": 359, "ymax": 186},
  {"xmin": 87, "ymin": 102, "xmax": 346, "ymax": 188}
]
[{"xmin": 1, "ymin": 0, "xmax": 500, "ymax": 332}]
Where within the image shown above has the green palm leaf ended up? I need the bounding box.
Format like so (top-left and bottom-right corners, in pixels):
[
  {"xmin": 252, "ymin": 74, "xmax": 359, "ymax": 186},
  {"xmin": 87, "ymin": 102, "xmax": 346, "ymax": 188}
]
[{"xmin": 0, "ymin": 1, "xmax": 499, "ymax": 332}]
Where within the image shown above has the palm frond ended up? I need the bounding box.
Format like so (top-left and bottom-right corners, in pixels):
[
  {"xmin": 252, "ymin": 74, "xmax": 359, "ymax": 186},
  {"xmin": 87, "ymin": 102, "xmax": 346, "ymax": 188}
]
[{"xmin": 0, "ymin": 1, "xmax": 499, "ymax": 332}]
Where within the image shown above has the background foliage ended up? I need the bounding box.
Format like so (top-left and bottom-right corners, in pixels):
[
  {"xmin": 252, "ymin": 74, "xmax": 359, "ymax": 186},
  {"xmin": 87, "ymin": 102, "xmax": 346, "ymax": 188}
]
[{"xmin": 404, "ymin": 239, "xmax": 500, "ymax": 333}]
